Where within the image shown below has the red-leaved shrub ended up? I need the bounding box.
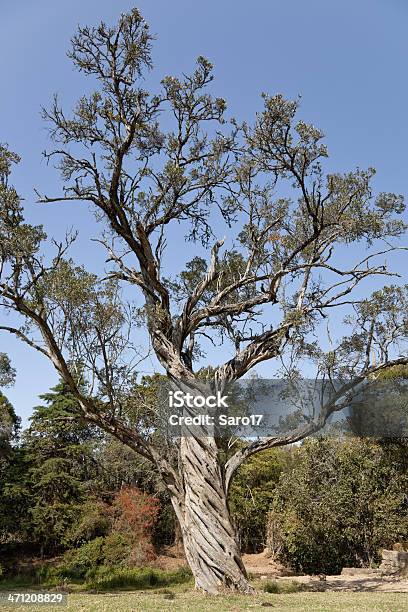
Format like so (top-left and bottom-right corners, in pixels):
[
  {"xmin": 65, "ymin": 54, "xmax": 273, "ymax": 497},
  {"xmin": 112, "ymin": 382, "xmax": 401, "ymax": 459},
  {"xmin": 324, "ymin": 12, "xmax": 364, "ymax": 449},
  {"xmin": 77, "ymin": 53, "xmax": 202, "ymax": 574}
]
[{"xmin": 111, "ymin": 486, "xmax": 160, "ymax": 565}]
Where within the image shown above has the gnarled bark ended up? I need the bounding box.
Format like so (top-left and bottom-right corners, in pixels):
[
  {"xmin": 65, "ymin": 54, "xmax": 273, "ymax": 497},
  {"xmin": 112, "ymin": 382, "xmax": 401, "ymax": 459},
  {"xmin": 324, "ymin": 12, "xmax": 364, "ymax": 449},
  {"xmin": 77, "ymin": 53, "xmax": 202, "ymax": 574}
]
[{"xmin": 169, "ymin": 435, "xmax": 253, "ymax": 594}]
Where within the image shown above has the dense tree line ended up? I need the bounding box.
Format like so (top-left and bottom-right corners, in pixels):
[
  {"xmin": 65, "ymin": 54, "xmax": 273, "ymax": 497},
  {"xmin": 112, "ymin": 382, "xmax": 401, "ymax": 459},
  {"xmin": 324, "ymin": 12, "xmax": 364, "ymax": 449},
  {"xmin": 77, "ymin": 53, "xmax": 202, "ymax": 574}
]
[{"xmin": 1, "ymin": 375, "xmax": 407, "ymax": 580}]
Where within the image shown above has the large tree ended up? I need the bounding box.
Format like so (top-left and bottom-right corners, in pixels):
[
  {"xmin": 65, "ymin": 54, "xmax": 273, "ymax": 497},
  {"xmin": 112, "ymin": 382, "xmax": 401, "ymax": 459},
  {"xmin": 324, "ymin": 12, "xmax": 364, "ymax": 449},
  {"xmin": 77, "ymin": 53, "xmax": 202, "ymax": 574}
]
[{"xmin": 0, "ymin": 9, "xmax": 407, "ymax": 593}]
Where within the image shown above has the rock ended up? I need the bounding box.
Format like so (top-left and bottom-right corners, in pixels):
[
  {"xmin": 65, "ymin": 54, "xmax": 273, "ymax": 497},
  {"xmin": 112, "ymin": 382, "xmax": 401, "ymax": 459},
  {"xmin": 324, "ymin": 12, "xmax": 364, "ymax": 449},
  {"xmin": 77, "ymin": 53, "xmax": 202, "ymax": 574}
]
[
  {"xmin": 341, "ymin": 568, "xmax": 382, "ymax": 577},
  {"xmin": 379, "ymin": 549, "xmax": 408, "ymax": 574}
]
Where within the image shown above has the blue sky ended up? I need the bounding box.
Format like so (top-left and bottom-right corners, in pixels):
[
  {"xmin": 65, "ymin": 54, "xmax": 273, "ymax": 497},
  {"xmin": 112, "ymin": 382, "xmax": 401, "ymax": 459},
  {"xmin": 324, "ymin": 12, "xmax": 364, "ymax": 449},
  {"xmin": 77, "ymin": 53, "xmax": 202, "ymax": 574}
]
[{"xmin": 1, "ymin": 0, "xmax": 407, "ymax": 424}]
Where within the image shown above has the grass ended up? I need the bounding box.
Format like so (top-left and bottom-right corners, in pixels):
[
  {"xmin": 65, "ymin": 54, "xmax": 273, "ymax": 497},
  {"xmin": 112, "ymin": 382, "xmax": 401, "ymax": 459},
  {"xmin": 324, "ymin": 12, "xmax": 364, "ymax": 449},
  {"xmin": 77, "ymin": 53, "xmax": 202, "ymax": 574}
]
[
  {"xmin": 0, "ymin": 565, "xmax": 192, "ymax": 592},
  {"xmin": 1, "ymin": 589, "xmax": 407, "ymax": 611},
  {"xmin": 262, "ymin": 579, "xmax": 302, "ymax": 593},
  {"xmin": 1, "ymin": 569, "xmax": 407, "ymax": 610},
  {"xmin": 0, "ymin": 576, "xmax": 41, "ymax": 590},
  {"xmin": 84, "ymin": 566, "xmax": 192, "ymax": 590}
]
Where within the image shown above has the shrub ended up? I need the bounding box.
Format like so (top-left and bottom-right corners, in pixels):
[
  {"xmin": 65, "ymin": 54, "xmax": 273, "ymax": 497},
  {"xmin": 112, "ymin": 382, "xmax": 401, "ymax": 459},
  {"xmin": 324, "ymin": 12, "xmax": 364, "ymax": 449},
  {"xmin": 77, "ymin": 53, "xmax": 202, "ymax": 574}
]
[
  {"xmin": 112, "ymin": 486, "xmax": 159, "ymax": 541},
  {"xmin": 269, "ymin": 438, "xmax": 408, "ymax": 574},
  {"xmin": 59, "ymin": 537, "xmax": 105, "ymax": 579},
  {"xmin": 101, "ymin": 533, "xmax": 132, "ymax": 567},
  {"xmin": 56, "ymin": 524, "xmax": 164, "ymax": 582},
  {"xmin": 111, "ymin": 486, "xmax": 160, "ymax": 565}
]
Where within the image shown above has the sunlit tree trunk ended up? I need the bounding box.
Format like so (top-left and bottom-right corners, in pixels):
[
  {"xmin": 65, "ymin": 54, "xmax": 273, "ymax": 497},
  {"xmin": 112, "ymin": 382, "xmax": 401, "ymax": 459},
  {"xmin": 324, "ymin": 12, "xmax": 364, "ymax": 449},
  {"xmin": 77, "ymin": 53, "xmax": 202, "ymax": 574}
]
[{"xmin": 169, "ymin": 436, "xmax": 253, "ymax": 594}]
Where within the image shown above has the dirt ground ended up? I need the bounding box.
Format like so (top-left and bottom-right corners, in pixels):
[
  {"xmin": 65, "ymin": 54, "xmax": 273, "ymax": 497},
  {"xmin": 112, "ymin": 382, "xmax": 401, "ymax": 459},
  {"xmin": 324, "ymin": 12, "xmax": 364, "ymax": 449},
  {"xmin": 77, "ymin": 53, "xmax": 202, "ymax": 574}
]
[
  {"xmin": 243, "ymin": 550, "xmax": 408, "ymax": 593},
  {"xmin": 242, "ymin": 550, "xmax": 290, "ymax": 576},
  {"xmin": 157, "ymin": 548, "xmax": 408, "ymax": 593}
]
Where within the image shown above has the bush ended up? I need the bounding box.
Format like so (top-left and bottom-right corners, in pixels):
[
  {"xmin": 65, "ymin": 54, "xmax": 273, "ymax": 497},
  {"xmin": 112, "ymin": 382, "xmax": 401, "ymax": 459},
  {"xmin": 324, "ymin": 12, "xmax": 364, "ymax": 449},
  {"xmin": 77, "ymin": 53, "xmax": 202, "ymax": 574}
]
[
  {"xmin": 269, "ymin": 438, "xmax": 408, "ymax": 574},
  {"xmin": 58, "ymin": 534, "xmax": 135, "ymax": 580},
  {"xmin": 57, "ymin": 486, "xmax": 161, "ymax": 581},
  {"xmin": 59, "ymin": 537, "xmax": 105, "ymax": 579},
  {"xmin": 262, "ymin": 580, "xmax": 280, "ymax": 593},
  {"xmin": 56, "ymin": 527, "xmax": 165, "ymax": 582},
  {"xmin": 101, "ymin": 533, "xmax": 132, "ymax": 567},
  {"xmin": 112, "ymin": 486, "xmax": 159, "ymax": 541},
  {"xmin": 110, "ymin": 486, "xmax": 159, "ymax": 565}
]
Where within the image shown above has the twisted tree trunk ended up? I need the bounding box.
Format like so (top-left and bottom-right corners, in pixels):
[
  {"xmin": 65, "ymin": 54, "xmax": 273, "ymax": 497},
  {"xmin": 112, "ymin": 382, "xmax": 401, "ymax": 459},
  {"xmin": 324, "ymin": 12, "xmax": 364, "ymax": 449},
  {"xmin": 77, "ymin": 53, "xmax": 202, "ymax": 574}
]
[{"xmin": 170, "ymin": 435, "xmax": 253, "ymax": 594}]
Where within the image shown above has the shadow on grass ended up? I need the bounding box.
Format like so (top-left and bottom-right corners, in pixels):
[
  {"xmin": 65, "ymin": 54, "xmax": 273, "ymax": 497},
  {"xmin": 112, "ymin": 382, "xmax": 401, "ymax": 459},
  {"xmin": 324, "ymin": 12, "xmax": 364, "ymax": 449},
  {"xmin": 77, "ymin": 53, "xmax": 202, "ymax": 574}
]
[{"xmin": 0, "ymin": 566, "xmax": 193, "ymax": 593}]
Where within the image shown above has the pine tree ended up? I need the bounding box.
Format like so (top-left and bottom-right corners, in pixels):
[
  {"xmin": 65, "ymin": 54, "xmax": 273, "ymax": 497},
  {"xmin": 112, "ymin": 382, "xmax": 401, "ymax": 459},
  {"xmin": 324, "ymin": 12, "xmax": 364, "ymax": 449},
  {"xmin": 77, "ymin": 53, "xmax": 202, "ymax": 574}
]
[
  {"xmin": 0, "ymin": 392, "xmax": 22, "ymax": 544},
  {"xmin": 22, "ymin": 380, "xmax": 100, "ymax": 553}
]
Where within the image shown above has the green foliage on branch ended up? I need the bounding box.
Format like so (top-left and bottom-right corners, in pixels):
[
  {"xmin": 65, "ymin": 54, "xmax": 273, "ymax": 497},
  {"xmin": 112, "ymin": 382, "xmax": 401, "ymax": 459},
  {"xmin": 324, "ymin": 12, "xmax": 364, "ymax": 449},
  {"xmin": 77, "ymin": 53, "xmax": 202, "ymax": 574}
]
[{"xmin": 229, "ymin": 448, "xmax": 291, "ymax": 552}]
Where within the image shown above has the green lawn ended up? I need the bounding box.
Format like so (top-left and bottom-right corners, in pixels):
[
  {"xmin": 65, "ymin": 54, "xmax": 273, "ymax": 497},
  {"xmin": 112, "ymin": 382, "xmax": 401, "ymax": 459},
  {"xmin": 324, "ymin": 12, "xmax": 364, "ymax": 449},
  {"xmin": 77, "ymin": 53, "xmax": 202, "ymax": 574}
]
[{"xmin": 3, "ymin": 589, "xmax": 408, "ymax": 611}]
